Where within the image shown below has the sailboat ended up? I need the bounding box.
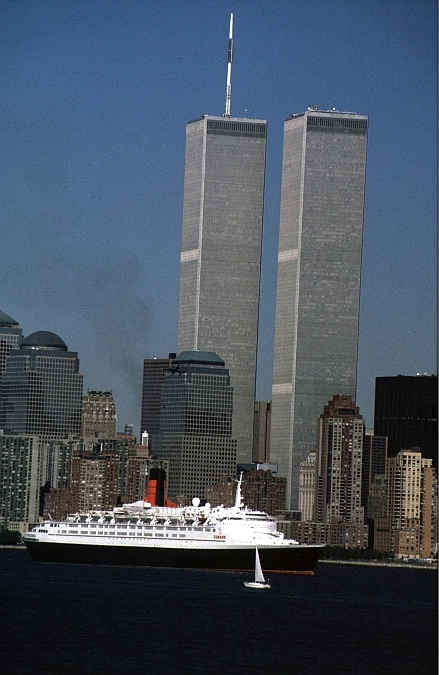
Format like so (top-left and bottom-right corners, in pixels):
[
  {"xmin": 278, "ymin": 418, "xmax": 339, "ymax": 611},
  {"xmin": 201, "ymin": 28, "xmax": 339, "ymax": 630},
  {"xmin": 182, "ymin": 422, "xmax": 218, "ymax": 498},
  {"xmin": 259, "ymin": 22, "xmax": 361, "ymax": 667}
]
[{"xmin": 243, "ymin": 548, "xmax": 271, "ymax": 589}]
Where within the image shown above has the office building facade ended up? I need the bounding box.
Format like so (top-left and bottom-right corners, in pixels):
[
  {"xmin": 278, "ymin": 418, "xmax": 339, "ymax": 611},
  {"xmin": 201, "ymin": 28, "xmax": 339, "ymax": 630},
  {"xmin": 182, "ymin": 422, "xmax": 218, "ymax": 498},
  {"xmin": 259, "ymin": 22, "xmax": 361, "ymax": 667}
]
[
  {"xmin": 252, "ymin": 401, "xmax": 271, "ymax": 463},
  {"xmin": 0, "ymin": 331, "xmax": 83, "ymax": 441},
  {"xmin": 125, "ymin": 456, "xmax": 150, "ymax": 503},
  {"xmin": 155, "ymin": 351, "xmax": 237, "ymax": 501},
  {"xmin": 0, "ymin": 433, "xmax": 43, "ymax": 530},
  {"xmin": 374, "ymin": 450, "xmax": 437, "ymax": 559},
  {"xmin": 177, "ymin": 115, "xmax": 267, "ymax": 463},
  {"xmin": 0, "ymin": 309, "xmax": 22, "ymax": 373},
  {"xmin": 42, "ymin": 487, "xmax": 74, "ymax": 521},
  {"xmin": 298, "ymin": 452, "xmax": 316, "ymax": 522},
  {"xmin": 82, "ymin": 390, "xmax": 117, "ymax": 439},
  {"xmin": 315, "ymin": 395, "xmax": 365, "ymax": 526},
  {"xmin": 240, "ymin": 469, "xmax": 286, "ymax": 516},
  {"xmin": 204, "ymin": 475, "xmax": 236, "ymax": 508},
  {"xmin": 70, "ymin": 452, "xmax": 119, "ymax": 512},
  {"xmin": 270, "ymin": 109, "xmax": 368, "ymax": 508},
  {"xmin": 140, "ymin": 354, "xmax": 176, "ymax": 453},
  {"xmin": 374, "ymin": 375, "xmax": 438, "ymax": 468},
  {"xmin": 276, "ymin": 518, "xmax": 369, "ymax": 549},
  {"xmin": 361, "ymin": 432, "xmax": 387, "ymax": 517},
  {"xmin": 45, "ymin": 438, "xmax": 83, "ymax": 490}
]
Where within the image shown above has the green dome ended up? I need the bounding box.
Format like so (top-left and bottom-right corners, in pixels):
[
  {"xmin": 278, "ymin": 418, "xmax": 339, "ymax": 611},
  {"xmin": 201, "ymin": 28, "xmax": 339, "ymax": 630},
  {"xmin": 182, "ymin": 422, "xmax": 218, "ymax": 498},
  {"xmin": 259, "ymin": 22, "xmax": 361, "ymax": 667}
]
[{"xmin": 22, "ymin": 331, "xmax": 67, "ymax": 351}]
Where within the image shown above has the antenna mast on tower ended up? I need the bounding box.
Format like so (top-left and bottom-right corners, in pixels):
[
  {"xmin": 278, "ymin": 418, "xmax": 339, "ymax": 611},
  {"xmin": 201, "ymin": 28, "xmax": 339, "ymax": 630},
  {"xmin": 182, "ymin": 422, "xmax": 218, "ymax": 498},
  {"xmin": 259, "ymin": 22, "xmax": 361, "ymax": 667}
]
[{"xmin": 224, "ymin": 13, "xmax": 233, "ymax": 117}]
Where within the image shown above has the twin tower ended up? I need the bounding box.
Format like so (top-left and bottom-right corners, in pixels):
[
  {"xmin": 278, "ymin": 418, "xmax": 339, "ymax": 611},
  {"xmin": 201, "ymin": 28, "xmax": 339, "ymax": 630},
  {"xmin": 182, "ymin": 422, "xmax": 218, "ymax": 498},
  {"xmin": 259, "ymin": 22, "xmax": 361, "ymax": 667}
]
[{"xmin": 176, "ymin": 108, "xmax": 368, "ymax": 509}]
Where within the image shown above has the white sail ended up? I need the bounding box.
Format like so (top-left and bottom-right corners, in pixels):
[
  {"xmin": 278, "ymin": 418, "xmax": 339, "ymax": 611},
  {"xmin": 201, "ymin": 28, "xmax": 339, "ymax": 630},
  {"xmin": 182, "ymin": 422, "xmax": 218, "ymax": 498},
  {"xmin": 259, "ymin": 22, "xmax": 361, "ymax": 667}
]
[
  {"xmin": 244, "ymin": 548, "xmax": 271, "ymax": 588},
  {"xmin": 254, "ymin": 548, "xmax": 265, "ymax": 583}
]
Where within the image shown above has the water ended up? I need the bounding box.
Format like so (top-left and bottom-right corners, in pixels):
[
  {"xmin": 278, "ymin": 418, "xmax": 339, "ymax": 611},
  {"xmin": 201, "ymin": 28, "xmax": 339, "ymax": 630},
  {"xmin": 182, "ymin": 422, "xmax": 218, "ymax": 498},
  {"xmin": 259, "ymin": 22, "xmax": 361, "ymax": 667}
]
[{"xmin": 0, "ymin": 549, "xmax": 436, "ymax": 675}]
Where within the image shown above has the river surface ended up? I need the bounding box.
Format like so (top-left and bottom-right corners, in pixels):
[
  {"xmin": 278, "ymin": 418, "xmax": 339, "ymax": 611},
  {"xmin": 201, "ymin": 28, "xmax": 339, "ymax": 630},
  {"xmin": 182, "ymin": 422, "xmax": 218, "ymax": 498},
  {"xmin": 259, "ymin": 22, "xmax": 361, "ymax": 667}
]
[{"xmin": 0, "ymin": 549, "xmax": 436, "ymax": 675}]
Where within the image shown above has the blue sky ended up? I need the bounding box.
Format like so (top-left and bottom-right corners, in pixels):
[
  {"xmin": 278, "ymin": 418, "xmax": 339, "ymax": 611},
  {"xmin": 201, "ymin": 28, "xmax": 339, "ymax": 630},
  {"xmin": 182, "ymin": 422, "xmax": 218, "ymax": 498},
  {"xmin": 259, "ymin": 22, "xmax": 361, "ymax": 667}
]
[{"xmin": 1, "ymin": 0, "xmax": 437, "ymax": 435}]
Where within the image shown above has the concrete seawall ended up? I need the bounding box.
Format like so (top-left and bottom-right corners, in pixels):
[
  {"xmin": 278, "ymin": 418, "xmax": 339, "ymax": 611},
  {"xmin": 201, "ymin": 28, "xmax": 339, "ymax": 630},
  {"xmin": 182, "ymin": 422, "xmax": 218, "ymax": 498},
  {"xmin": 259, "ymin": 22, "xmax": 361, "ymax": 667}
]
[{"xmin": 320, "ymin": 558, "xmax": 437, "ymax": 570}]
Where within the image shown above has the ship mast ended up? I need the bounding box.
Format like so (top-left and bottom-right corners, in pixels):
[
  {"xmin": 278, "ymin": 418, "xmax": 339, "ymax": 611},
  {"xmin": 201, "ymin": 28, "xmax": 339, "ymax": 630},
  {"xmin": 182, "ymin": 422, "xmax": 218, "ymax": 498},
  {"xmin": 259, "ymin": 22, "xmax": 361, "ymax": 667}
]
[
  {"xmin": 224, "ymin": 13, "xmax": 233, "ymax": 117},
  {"xmin": 234, "ymin": 471, "xmax": 244, "ymax": 509}
]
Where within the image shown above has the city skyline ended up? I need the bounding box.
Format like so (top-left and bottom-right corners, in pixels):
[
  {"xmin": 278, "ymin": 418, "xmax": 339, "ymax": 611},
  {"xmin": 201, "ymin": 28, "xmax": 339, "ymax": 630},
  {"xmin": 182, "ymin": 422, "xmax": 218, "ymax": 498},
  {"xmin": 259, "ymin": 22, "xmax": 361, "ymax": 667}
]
[{"xmin": 1, "ymin": 1, "xmax": 437, "ymax": 434}]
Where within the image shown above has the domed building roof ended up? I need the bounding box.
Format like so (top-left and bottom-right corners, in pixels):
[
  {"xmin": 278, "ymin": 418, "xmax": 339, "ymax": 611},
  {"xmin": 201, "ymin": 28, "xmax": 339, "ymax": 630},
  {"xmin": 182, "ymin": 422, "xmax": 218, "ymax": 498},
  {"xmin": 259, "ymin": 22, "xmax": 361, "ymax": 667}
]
[{"xmin": 22, "ymin": 331, "xmax": 67, "ymax": 351}]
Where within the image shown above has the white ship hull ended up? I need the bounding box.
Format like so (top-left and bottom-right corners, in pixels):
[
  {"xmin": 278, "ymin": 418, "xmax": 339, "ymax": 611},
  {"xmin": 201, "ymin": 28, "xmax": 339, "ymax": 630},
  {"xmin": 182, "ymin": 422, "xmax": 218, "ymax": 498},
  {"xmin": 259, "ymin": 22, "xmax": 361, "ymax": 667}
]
[{"xmin": 24, "ymin": 478, "xmax": 325, "ymax": 574}]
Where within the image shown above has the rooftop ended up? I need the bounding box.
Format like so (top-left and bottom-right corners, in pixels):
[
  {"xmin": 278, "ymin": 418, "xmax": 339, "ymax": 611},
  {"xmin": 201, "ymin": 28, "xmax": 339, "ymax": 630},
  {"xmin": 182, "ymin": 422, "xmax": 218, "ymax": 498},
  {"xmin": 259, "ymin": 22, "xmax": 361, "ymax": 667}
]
[
  {"xmin": 0, "ymin": 310, "xmax": 19, "ymax": 327},
  {"xmin": 21, "ymin": 331, "xmax": 68, "ymax": 351},
  {"xmin": 174, "ymin": 350, "xmax": 225, "ymax": 367}
]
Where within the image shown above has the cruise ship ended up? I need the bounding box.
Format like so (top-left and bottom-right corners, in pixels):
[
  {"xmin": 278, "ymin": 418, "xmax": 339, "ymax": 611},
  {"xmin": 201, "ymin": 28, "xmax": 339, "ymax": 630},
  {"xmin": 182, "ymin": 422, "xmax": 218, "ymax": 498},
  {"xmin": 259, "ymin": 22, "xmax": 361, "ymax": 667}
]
[{"xmin": 23, "ymin": 475, "xmax": 325, "ymax": 574}]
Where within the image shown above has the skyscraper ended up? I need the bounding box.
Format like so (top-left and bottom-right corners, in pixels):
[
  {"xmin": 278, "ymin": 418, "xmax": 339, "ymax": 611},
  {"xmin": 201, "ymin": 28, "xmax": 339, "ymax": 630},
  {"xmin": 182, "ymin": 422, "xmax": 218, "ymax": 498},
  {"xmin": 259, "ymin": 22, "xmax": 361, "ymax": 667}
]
[
  {"xmin": 298, "ymin": 452, "xmax": 316, "ymax": 522},
  {"xmin": 0, "ymin": 434, "xmax": 43, "ymax": 530},
  {"xmin": 82, "ymin": 390, "xmax": 117, "ymax": 439},
  {"xmin": 155, "ymin": 351, "xmax": 237, "ymax": 502},
  {"xmin": 374, "ymin": 375, "xmax": 438, "ymax": 468},
  {"xmin": 252, "ymin": 401, "xmax": 271, "ymax": 463},
  {"xmin": 314, "ymin": 395, "xmax": 365, "ymax": 526},
  {"xmin": 140, "ymin": 354, "xmax": 176, "ymax": 453},
  {"xmin": 177, "ymin": 114, "xmax": 267, "ymax": 463},
  {"xmin": 270, "ymin": 108, "xmax": 368, "ymax": 508},
  {"xmin": 361, "ymin": 431, "xmax": 387, "ymax": 517},
  {"xmin": 0, "ymin": 309, "xmax": 22, "ymax": 373},
  {"xmin": 0, "ymin": 331, "xmax": 83, "ymax": 441},
  {"xmin": 176, "ymin": 18, "xmax": 267, "ymax": 463}
]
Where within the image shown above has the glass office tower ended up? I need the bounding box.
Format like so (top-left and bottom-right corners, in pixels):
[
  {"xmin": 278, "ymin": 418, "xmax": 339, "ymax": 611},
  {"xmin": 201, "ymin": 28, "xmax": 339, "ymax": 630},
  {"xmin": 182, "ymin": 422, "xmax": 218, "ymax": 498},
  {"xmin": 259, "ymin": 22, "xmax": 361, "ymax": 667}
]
[
  {"xmin": 0, "ymin": 309, "xmax": 22, "ymax": 373},
  {"xmin": 155, "ymin": 351, "xmax": 237, "ymax": 502},
  {"xmin": 0, "ymin": 331, "xmax": 83, "ymax": 440}
]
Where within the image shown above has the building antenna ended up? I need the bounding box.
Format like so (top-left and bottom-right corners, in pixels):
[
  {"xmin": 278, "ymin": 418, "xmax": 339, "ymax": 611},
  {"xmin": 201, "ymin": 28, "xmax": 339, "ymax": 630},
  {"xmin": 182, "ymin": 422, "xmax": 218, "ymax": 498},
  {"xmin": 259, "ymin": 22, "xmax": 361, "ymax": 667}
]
[{"xmin": 224, "ymin": 13, "xmax": 233, "ymax": 117}]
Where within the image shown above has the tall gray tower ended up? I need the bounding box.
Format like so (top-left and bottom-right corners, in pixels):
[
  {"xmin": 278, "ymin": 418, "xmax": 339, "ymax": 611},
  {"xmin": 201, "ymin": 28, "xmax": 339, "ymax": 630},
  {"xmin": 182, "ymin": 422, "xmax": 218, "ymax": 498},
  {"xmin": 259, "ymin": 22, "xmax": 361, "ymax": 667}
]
[
  {"xmin": 177, "ymin": 17, "xmax": 267, "ymax": 463},
  {"xmin": 270, "ymin": 109, "xmax": 368, "ymax": 509}
]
